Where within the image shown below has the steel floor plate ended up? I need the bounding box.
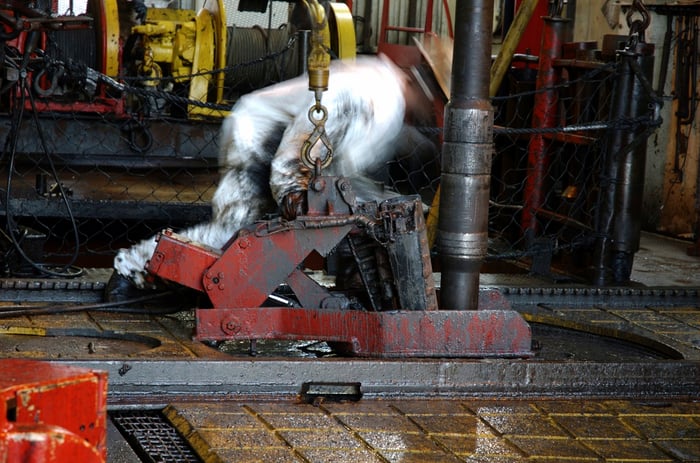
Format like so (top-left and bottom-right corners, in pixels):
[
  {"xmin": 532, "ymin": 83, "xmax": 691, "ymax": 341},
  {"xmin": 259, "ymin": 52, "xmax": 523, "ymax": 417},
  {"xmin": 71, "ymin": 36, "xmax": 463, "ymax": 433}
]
[{"xmin": 155, "ymin": 397, "xmax": 700, "ymax": 463}]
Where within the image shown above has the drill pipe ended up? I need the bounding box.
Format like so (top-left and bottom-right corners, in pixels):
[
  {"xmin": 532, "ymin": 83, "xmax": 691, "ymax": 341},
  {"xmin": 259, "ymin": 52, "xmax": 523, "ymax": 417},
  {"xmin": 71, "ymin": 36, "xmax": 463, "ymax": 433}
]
[{"xmin": 437, "ymin": 0, "xmax": 494, "ymax": 310}]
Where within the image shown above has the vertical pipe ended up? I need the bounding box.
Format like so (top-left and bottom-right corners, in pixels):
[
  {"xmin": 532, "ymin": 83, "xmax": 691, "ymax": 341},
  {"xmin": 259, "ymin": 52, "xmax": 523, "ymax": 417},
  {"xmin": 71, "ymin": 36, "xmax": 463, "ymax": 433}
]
[
  {"xmin": 379, "ymin": 0, "xmax": 390, "ymax": 45},
  {"xmin": 521, "ymin": 16, "xmax": 571, "ymax": 244},
  {"xmin": 297, "ymin": 29, "xmax": 310, "ymax": 76},
  {"xmin": 593, "ymin": 43, "xmax": 655, "ymax": 285},
  {"xmin": 436, "ymin": 0, "xmax": 494, "ymax": 310},
  {"xmin": 612, "ymin": 45, "xmax": 654, "ymax": 280},
  {"xmin": 361, "ymin": 0, "xmax": 373, "ymax": 53},
  {"xmin": 426, "ymin": 0, "xmax": 537, "ymax": 249},
  {"xmin": 592, "ymin": 53, "xmax": 633, "ymax": 286},
  {"xmin": 424, "ymin": 0, "xmax": 434, "ymax": 35}
]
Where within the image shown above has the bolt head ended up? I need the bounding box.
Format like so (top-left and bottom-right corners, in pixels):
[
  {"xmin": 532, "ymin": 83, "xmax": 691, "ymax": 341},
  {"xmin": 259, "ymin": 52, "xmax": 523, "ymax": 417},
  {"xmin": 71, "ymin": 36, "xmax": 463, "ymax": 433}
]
[{"xmin": 312, "ymin": 179, "xmax": 326, "ymax": 191}]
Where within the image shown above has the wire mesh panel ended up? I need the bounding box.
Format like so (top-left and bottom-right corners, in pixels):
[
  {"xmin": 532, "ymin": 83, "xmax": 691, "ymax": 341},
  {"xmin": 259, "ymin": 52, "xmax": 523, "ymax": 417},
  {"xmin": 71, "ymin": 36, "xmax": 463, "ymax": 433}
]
[
  {"xmin": 0, "ymin": 1, "xmax": 306, "ymax": 273},
  {"xmin": 491, "ymin": 62, "xmax": 612, "ymax": 266},
  {"xmin": 0, "ymin": 0, "xmax": 446, "ymax": 277},
  {"xmin": 489, "ymin": 36, "xmax": 660, "ymax": 282}
]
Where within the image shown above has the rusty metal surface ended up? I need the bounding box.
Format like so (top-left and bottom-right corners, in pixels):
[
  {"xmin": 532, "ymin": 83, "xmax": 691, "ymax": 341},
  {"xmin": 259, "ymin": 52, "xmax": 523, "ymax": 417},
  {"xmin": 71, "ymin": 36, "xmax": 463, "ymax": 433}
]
[
  {"xmin": 0, "ymin": 359, "xmax": 108, "ymax": 462},
  {"xmin": 152, "ymin": 232, "xmax": 532, "ymax": 357},
  {"xmin": 147, "ymin": 176, "xmax": 531, "ymax": 358},
  {"xmin": 0, "ymin": 287, "xmax": 695, "ymax": 405},
  {"xmin": 0, "ymin": 311, "xmax": 227, "ymax": 361},
  {"xmin": 194, "ymin": 307, "xmax": 532, "ymax": 358},
  {"xmin": 0, "ymin": 247, "xmax": 695, "ymax": 462},
  {"xmin": 0, "ymin": 244, "xmax": 697, "ymax": 403},
  {"xmin": 0, "ymin": 328, "xmax": 161, "ymax": 358},
  {"xmin": 522, "ymin": 16, "xmax": 571, "ymax": 239}
]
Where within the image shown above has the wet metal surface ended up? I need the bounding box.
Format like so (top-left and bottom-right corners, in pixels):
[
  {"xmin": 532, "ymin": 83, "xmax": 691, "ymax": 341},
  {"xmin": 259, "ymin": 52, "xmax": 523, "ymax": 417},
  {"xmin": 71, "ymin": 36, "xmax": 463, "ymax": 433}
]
[
  {"xmin": 529, "ymin": 323, "xmax": 673, "ymax": 361},
  {"xmin": 0, "ymin": 269, "xmax": 698, "ymax": 404},
  {"xmin": 64, "ymin": 358, "xmax": 700, "ymax": 406},
  {"xmin": 0, "ymin": 310, "xmax": 226, "ymax": 360},
  {"xmin": 632, "ymin": 232, "xmax": 700, "ymax": 287},
  {"xmin": 209, "ymin": 323, "xmax": 674, "ymax": 362},
  {"xmin": 159, "ymin": 398, "xmax": 700, "ymax": 463}
]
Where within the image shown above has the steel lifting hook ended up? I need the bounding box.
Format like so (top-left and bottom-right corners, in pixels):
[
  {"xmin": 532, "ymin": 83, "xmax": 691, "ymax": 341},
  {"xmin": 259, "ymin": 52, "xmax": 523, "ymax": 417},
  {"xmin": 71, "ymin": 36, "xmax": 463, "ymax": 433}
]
[
  {"xmin": 301, "ymin": 104, "xmax": 333, "ymax": 170},
  {"xmin": 626, "ymin": 0, "xmax": 650, "ymax": 45},
  {"xmin": 300, "ymin": 0, "xmax": 333, "ymax": 172}
]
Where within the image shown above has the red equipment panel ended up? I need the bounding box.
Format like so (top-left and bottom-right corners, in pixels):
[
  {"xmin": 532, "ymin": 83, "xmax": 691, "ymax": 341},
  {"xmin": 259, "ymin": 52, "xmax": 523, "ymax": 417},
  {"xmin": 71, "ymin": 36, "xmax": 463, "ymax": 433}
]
[{"xmin": 0, "ymin": 359, "xmax": 108, "ymax": 463}]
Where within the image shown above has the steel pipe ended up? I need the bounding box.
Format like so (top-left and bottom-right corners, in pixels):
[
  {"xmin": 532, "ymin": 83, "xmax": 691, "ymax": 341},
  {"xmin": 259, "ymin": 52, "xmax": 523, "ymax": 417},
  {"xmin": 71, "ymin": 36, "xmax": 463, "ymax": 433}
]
[
  {"xmin": 490, "ymin": 0, "xmax": 540, "ymax": 97},
  {"xmin": 593, "ymin": 42, "xmax": 655, "ymax": 285},
  {"xmin": 437, "ymin": 0, "xmax": 494, "ymax": 310}
]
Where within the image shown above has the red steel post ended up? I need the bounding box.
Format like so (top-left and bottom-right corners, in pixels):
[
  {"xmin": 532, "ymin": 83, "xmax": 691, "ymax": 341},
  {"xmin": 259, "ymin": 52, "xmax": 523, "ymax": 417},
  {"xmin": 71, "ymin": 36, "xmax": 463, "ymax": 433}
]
[{"xmin": 521, "ymin": 15, "xmax": 571, "ymax": 243}]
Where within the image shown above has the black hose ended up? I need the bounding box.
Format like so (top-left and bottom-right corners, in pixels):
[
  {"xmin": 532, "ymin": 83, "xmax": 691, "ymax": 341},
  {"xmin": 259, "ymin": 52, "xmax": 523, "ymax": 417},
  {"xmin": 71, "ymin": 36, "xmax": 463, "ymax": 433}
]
[
  {"xmin": 0, "ymin": 290, "xmax": 179, "ymax": 318},
  {"xmin": 1, "ymin": 72, "xmax": 84, "ymax": 278}
]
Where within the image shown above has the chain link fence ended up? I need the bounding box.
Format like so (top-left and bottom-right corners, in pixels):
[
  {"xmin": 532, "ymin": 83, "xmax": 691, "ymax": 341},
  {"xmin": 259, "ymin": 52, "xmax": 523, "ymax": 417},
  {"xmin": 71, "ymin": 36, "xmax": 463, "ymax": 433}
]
[
  {"xmin": 489, "ymin": 37, "xmax": 660, "ymax": 283},
  {"xmin": 0, "ymin": 10, "xmax": 306, "ymax": 275},
  {"xmin": 0, "ymin": 5, "xmax": 660, "ymax": 284},
  {"xmin": 491, "ymin": 59, "xmax": 614, "ymax": 277}
]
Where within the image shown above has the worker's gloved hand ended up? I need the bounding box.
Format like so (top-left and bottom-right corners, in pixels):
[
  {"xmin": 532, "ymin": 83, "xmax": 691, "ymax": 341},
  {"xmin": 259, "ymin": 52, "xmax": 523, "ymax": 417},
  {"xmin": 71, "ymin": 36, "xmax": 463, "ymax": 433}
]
[
  {"xmin": 280, "ymin": 191, "xmax": 306, "ymax": 220},
  {"xmin": 104, "ymin": 269, "xmax": 207, "ymax": 309},
  {"xmin": 104, "ymin": 270, "xmax": 151, "ymax": 303}
]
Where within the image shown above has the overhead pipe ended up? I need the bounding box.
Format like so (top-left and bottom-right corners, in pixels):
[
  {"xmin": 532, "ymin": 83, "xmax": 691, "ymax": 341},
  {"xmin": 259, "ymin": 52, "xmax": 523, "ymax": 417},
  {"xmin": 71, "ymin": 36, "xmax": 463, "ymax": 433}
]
[{"xmin": 436, "ymin": 0, "xmax": 494, "ymax": 310}]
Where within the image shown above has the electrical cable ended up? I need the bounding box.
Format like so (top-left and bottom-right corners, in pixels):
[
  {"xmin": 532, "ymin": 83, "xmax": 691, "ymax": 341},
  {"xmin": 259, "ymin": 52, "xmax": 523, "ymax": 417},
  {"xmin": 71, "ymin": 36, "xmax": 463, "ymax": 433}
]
[
  {"xmin": 0, "ymin": 289, "xmax": 180, "ymax": 318},
  {"xmin": 1, "ymin": 63, "xmax": 84, "ymax": 278}
]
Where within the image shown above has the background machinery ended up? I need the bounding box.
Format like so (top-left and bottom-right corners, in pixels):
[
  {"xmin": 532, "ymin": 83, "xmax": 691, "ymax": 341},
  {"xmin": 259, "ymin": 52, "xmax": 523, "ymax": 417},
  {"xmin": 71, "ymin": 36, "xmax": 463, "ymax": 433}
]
[
  {"xmin": 0, "ymin": 0, "xmax": 358, "ymax": 274},
  {"xmin": 1, "ymin": 0, "xmax": 356, "ymax": 119}
]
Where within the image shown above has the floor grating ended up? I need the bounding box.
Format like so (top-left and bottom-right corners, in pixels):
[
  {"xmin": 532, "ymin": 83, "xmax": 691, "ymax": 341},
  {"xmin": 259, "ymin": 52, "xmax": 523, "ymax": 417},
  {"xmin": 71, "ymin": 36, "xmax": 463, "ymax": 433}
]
[{"xmin": 110, "ymin": 410, "xmax": 203, "ymax": 463}]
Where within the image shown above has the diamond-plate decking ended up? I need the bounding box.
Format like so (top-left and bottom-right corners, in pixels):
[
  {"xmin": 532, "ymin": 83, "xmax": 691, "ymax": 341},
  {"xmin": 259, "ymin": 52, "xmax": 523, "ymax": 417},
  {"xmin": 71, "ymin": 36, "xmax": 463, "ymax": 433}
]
[{"xmin": 162, "ymin": 398, "xmax": 700, "ymax": 463}]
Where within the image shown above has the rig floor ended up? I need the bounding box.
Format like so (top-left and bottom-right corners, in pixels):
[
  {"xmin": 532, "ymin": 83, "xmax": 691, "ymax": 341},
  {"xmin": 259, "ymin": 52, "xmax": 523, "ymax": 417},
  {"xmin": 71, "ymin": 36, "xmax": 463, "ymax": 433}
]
[{"xmin": 1, "ymin": 231, "xmax": 699, "ymax": 462}]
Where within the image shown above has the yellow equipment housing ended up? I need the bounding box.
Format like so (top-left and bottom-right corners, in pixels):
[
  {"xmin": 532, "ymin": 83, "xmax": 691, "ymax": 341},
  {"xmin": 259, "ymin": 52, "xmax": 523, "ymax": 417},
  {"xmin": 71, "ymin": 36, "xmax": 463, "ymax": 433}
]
[{"xmin": 126, "ymin": 0, "xmax": 355, "ymax": 119}]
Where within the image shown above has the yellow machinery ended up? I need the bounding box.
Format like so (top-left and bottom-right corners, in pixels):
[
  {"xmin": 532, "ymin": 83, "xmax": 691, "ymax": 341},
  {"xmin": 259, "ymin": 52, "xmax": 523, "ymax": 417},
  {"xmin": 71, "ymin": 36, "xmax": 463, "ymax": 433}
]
[
  {"xmin": 2, "ymin": 0, "xmax": 355, "ymax": 119},
  {"xmin": 127, "ymin": 0, "xmax": 228, "ymax": 118},
  {"xmin": 88, "ymin": 0, "xmax": 356, "ymax": 119}
]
